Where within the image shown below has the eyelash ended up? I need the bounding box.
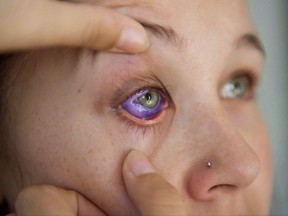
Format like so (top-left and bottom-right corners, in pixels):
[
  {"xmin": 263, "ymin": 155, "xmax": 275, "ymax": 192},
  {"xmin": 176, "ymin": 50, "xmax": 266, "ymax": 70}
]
[{"xmin": 117, "ymin": 109, "xmax": 164, "ymax": 136}]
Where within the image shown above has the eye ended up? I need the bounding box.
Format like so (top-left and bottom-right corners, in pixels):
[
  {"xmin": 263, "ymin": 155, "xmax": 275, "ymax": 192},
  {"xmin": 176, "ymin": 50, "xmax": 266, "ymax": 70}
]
[
  {"xmin": 120, "ymin": 88, "xmax": 168, "ymax": 120},
  {"xmin": 221, "ymin": 75, "xmax": 252, "ymax": 99}
]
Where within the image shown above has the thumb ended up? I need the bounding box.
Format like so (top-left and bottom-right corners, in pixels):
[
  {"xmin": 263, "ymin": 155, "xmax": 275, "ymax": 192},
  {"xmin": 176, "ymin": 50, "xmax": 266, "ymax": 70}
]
[
  {"xmin": 122, "ymin": 150, "xmax": 186, "ymax": 216},
  {"xmin": 0, "ymin": 0, "xmax": 148, "ymax": 53}
]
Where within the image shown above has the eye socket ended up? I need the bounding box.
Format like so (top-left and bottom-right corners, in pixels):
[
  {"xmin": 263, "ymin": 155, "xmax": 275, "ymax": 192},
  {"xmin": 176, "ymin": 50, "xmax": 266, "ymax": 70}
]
[
  {"xmin": 221, "ymin": 75, "xmax": 252, "ymax": 99},
  {"xmin": 120, "ymin": 88, "xmax": 168, "ymax": 120}
]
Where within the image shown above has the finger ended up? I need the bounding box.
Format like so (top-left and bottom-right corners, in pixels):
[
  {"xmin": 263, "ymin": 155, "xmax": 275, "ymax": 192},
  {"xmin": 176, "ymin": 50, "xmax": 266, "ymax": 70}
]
[
  {"xmin": 0, "ymin": 0, "xmax": 148, "ymax": 53},
  {"xmin": 122, "ymin": 150, "xmax": 186, "ymax": 216},
  {"xmin": 14, "ymin": 185, "xmax": 106, "ymax": 216},
  {"xmin": 77, "ymin": 192, "xmax": 107, "ymax": 216}
]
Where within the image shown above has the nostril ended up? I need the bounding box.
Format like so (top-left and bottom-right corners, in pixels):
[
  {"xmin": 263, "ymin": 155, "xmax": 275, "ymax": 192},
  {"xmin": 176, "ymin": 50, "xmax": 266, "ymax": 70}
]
[
  {"xmin": 187, "ymin": 147, "xmax": 260, "ymax": 202},
  {"xmin": 208, "ymin": 184, "xmax": 237, "ymax": 193}
]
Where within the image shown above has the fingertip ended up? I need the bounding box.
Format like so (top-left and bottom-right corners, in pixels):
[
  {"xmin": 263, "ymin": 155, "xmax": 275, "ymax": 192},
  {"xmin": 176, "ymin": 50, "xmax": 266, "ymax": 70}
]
[
  {"xmin": 111, "ymin": 26, "xmax": 149, "ymax": 53},
  {"xmin": 123, "ymin": 150, "xmax": 156, "ymax": 177},
  {"xmin": 73, "ymin": 4, "xmax": 149, "ymax": 53},
  {"xmin": 122, "ymin": 151, "xmax": 187, "ymax": 215}
]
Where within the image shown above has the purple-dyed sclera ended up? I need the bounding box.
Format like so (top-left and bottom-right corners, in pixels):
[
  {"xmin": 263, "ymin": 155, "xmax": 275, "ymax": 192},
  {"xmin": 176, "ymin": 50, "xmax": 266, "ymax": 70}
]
[{"xmin": 121, "ymin": 89, "xmax": 163, "ymax": 120}]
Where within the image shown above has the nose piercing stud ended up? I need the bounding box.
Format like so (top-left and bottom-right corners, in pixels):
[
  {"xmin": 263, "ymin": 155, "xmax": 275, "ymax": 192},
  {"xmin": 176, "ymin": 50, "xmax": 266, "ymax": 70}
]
[{"xmin": 207, "ymin": 161, "xmax": 212, "ymax": 168}]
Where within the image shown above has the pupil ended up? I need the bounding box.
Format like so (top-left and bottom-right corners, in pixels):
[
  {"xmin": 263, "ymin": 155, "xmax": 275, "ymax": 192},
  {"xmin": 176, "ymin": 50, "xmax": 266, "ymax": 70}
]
[
  {"xmin": 137, "ymin": 90, "xmax": 159, "ymax": 109},
  {"xmin": 145, "ymin": 93, "xmax": 152, "ymax": 101},
  {"xmin": 235, "ymin": 82, "xmax": 241, "ymax": 89}
]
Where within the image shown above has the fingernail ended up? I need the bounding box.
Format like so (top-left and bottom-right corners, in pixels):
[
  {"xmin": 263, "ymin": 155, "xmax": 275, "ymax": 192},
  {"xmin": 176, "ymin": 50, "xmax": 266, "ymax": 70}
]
[
  {"xmin": 126, "ymin": 150, "xmax": 156, "ymax": 176},
  {"xmin": 115, "ymin": 27, "xmax": 149, "ymax": 53}
]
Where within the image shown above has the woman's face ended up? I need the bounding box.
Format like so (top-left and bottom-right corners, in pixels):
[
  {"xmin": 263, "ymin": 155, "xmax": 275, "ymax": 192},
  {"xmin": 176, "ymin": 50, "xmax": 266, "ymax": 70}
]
[{"xmin": 1, "ymin": 0, "xmax": 272, "ymax": 215}]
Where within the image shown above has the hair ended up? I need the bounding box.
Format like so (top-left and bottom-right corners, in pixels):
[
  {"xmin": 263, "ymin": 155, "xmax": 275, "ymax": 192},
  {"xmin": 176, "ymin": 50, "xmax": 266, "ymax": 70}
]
[
  {"xmin": 0, "ymin": 53, "xmax": 24, "ymax": 152},
  {"xmin": 0, "ymin": 54, "xmax": 14, "ymax": 136},
  {"xmin": 0, "ymin": 54, "xmax": 14, "ymax": 101},
  {"xmin": 0, "ymin": 52, "xmax": 33, "ymax": 119},
  {"xmin": 0, "ymin": 54, "xmax": 14, "ymax": 214}
]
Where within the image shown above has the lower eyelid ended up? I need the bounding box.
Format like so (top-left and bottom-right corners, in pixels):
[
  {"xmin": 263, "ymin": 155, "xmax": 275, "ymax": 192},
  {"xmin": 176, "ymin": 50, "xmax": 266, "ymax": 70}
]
[
  {"xmin": 117, "ymin": 105, "xmax": 169, "ymax": 128},
  {"xmin": 121, "ymin": 87, "xmax": 169, "ymax": 116}
]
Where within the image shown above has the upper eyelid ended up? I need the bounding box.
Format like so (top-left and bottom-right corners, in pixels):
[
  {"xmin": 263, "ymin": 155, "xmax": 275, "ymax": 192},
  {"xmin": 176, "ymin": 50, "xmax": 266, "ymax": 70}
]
[
  {"xmin": 220, "ymin": 68, "xmax": 260, "ymax": 90},
  {"xmin": 110, "ymin": 76, "xmax": 168, "ymax": 109},
  {"xmin": 231, "ymin": 70, "xmax": 259, "ymax": 87}
]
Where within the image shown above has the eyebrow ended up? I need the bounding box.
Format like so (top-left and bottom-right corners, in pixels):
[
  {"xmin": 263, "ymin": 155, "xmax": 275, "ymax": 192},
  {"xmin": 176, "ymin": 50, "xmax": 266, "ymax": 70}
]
[
  {"xmin": 140, "ymin": 22, "xmax": 187, "ymax": 52},
  {"xmin": 140, "ymin": 22, "xmax": 265, "ymax": 57},
  {"xmin": 236, "ymin": 33, "xmax": 266, "ymax": 57}
]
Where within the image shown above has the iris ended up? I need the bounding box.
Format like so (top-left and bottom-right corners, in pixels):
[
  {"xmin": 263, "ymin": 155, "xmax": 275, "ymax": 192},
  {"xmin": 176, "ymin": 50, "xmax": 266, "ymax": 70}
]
[
  {"xmin": 221, "ymin": 75, "xmax": 250, "ymax": 98},
  {"xmin": 121, "ymin": 88, "xmax": 165, "ymax": 120}
]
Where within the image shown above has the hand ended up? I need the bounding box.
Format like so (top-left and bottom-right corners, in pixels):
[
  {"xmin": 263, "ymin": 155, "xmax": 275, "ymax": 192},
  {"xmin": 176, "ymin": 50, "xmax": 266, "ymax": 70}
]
[
  {"xmin": 8, "ymin": 185, "xmax": 107, "ymax": 216},
  {"xmin": 122, "ymin": 150, "xmax": 186, "ymax": 215},
  {"xmin": 9, "ymin": 150, "xmax": 186, "ymax": 216},
  {"xmin": 0, "ymin": 0, "xmax": 148, "ymax": 53}
]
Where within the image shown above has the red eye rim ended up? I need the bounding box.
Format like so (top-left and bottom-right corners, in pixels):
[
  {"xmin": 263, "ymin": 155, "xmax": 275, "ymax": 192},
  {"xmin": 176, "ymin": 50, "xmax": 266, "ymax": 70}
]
[{"xmin": 117, "ymin": 104, "xmax": 169, "ymax": 127}]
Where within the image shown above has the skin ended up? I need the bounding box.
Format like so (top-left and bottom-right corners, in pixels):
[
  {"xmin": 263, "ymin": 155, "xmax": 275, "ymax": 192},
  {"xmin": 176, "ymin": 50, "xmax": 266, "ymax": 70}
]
[
  {"xmin": 0, "ymin": 0, "xmax": 272, "ymax": 215},
  {"xmin": 0, "ymin": 0, "xmax": 148, "ymax": 53},
  {"xmin": 10, "ymin": 151, "xmax": 187, "ymax": 216}
]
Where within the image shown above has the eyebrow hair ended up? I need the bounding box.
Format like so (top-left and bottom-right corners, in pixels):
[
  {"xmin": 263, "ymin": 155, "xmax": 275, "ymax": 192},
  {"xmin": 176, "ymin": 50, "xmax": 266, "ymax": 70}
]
[
  {"xmin": 236, "ymin": 33, "xmax": 266, "ymax": 56},
  {"xmin": 141, "ymin": 22, "xmax": 265, "ymax": 57},
  {"xmin": 140, "ymin": 22, "xmax": 188, "ymax": 52}
]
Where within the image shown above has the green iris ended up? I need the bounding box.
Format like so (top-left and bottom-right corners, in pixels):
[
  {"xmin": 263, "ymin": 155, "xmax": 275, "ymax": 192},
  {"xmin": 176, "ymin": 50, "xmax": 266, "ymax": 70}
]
[
  {"xmin": 230, "ymin": 76, "xmax": 248, "ymax": 97},
  {"xmin": 221, "ymin": 75, "xmax": 249, "ymax": 98},
  {"xmin": 138, "ymin": 90, "xmax": 159, "ymax": 109}
]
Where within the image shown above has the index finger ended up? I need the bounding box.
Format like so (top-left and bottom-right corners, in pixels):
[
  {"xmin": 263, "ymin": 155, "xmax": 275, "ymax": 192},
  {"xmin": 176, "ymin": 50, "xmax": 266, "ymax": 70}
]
[{"xmin": 0, "ymin": 0, "xmax": 149, "ymax": 53}]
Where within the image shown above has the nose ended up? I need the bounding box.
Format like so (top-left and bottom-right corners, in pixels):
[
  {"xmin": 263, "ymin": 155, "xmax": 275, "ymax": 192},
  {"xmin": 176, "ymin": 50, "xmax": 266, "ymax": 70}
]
[{"xmin": 183, "ymin": 109, "xmax": 261, "ymax": 201}]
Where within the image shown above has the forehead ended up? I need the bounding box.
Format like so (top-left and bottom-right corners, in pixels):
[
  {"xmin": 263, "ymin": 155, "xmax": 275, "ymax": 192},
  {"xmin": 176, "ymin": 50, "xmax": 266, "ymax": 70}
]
[
  {"xmin": 66, "ymin": 0, "xmax": 261, "ymax": 58},
  {"xmin": 71, "ymin": 0, "xmax": 253, "ymax": 34},
  {"xmin": 71, "ymin": 0, "xmax": 249, "ymax": 17}
]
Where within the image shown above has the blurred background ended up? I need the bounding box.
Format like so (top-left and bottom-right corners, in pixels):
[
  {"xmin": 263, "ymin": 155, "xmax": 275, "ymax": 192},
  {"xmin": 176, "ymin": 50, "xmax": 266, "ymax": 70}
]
[{"xmin": 248, "ymin": 0, "xmax": 288, "ymax": 215}]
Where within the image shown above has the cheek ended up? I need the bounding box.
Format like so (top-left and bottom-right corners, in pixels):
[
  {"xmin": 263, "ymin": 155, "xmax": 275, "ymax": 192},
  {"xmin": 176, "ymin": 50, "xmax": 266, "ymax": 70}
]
[
  {"xmin": 4, "ymin": 49, "xmax": 165, "ymax": 215},
  {"xmin": 231, "ymin": 104, "xmax": 272, "ymax": 176},
  {"xmin": 227, "ymin": 103, "xmax": 272, "ymax": 210},
  {"xmin": 244, "ymin": 119, "xmax": 272, "ymax": 211},
  {"xmin": 242, "ymin": 124, "xmax": 272, "ymax": 213},
  {"xmin": 225, "ymin": 102, "xmax": 272, "ymax": 169},
  {"xmin": 13, "ymin": 114, "xmax": 120, "ymax": 214},
  {"xmin": 11, "ymin": 102, "xmax": 164, "ymax": 215}
]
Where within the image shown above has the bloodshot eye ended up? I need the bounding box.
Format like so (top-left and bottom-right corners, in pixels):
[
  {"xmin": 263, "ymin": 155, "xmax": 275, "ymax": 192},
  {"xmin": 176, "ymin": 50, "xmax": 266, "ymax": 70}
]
[{"xmin": 120, "ymin": 88, "xmax": 168, "ymax": 120}]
